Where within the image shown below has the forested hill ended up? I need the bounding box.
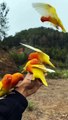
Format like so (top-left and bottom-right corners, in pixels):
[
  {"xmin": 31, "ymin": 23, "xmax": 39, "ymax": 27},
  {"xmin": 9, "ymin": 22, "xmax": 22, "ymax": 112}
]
[
  {"xmin": 1, "ymin": 27, "xmax": 68, "ymax": 68},
  {"xmin": 2, "ymin": 27, "xmax": 68, "ymax": 49}
]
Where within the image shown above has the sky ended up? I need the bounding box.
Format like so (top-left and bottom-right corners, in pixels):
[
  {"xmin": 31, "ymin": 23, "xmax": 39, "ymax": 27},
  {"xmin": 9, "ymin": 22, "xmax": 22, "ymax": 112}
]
[{"xmin": 0, "ymin": 0, "xmax": 68, "ymax": 36}]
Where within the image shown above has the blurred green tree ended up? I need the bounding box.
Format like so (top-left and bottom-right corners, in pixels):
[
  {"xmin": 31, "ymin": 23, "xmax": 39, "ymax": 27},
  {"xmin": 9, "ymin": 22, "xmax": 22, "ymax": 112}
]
[{"xmin": 0, "ymin": 2, "xmax": 9, "ymax": 40}]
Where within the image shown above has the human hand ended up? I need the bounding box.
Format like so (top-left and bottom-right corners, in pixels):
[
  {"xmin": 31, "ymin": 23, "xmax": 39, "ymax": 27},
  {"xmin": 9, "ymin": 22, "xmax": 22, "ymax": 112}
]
[{"xmin": 16, "ymin": 73, "xmax": 42, "ymax": 97}]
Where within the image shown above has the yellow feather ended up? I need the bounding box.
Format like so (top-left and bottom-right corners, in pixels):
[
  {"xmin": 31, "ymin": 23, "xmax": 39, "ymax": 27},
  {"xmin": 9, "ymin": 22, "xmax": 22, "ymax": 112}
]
[
  {"xmin": 0, "ymin": 81, "xmax": 9, "ymax": 97},
  {"xmin": 32, "ymin": 3, "xmax": 66, "ymax": 32},
  {"xmin": 32, "ymin": 64, "xmax": 55, "ymax": 73},
  {"xmin": 32, "ymin": 3, "xmax": 57, "ymax": 18},
  {"xmin": 0, "ymin": 81, "xmax": 3, "ymax": 90},
  {"xmin": 20, "ymin": 43, "xmax": 55, "ymax": 68},
  {"xmin": 32, "ymin": 68, "xmax": 48, "ymax": 86},
  {"xmin": 38, "ymin": 52, "xmax": 55, "ymax": 68},
  {"xmin": 0, "ymin": 89, "xmax": 7, "ymax": 97}
]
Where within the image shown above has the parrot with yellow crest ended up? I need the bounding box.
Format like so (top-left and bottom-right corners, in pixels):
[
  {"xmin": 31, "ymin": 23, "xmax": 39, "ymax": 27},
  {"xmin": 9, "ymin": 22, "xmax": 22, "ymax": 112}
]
[
  {"xmin": 20, "ymin": 43, "xmax": 55, "ymax": 68},
  {"xmin": 0, "ymin": 73, "xmax": 24, "ymax": 97},
  {"xmin": 32, "ymin": 3, "xmax": 66, "ymax": 32}
]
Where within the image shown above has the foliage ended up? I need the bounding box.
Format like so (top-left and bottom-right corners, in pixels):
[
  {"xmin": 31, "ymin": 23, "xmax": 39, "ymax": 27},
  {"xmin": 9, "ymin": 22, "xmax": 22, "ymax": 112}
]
[
  {"xmin": 0, "ymin": 2, "xmax": 9, "ymax": 40},
  {"xmin": 1, "ymin": 27, "xmax": 68, "ymax": 69},
  {"xmin": 27, "ymin": 101, "xmax": 35, "ymax": 111},
  {"xmin": 18, "ymin": 65, "xmax": 24, "ymax": 73},
  {"xmin": 10, "ymin": 51, "xmax": 28, "ymax": 66},
  {"xmin": 47, "ymin": 69, "xmax": 68, "ymax": 79}
]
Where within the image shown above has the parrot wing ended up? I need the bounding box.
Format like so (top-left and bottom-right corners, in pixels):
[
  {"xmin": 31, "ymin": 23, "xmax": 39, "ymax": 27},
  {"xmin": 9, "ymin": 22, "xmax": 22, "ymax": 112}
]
[
  {"xmin": 20, "ymin": 43, "xmax": 49, "ymax": 59},
  {"xmin": 32, "ymin": 3, "xmax": 66, "ymax": 32},
  {"xmin": 20, "ymin": 43, "xmax": 54, "ymax": 67},
  {"xmin": 0, "ymin": 81, "xmax": 3, "ymax": 90},
  {"xmin": 20, "ymin": 43, "xmax": 42, "ymax": 53},
  {"xmin": 32, "ymin": 64, "xmax": 55, "ymax": 73},
  {"xmin": 0, "ymin": 81, "xmax": 9, "ymax": 97},
  {"xmin": 32, "ymin": 3, "xmax": 58, "ymax": 19},
  {"xmin": 45, "ymin": 59, "xmax": 55, "ymax": 68},
  {"xmin": 45, "ymin": 68, "xmax": 55, "ymax": 73},
  {"xmin": 32, "ymin": 67, "xmax": 48, "ymax": 86},
  {"xmin": 40, "ymin": 52, "xmax": 55, "ymax": 67},
  {"xmin": 20, "ymin": 43, "xmax": 55, "ymax": 68}
]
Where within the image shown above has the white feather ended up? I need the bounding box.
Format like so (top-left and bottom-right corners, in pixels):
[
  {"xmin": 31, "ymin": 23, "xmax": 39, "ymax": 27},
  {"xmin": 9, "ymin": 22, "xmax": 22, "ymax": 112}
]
[
  {"xmin": 32, "ymin": 64, "xmax": 55, "ymax": 73},
  {"xmin": 45, "ymin": 68, "xmax": 55, "ymax": 73},
  {"xmin": 20, "ymin": 43, "xmax": 42, "ymax": 53},
  {"xmin": 32, "ymin": 3, "xmax": 57, "ymax": 18}
]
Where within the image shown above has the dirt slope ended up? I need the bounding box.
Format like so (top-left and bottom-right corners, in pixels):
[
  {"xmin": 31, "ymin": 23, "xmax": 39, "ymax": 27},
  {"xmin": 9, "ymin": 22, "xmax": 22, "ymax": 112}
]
[
  {"xmin": 0, "ymin": 49, "xmax": 18, "ymax": 75},
  {"xmin": 23, "ymin": 79, "xmax": 68, "ymax": 120}
]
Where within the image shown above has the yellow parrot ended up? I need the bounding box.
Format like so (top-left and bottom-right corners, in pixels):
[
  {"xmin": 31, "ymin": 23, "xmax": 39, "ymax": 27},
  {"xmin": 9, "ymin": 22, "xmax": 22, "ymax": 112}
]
[
  {"xmin": 20, "ymin": 43, "xmax": 55, "ymax": 68},
  {"xmin": 23, "ymin": 58, "xmax": 55, "ymax": 86},
  {"xmin": 32, "ymin": 68, "xmax": 48, "ymax": 86},
  {"xmin": 32, "ymin": 3, "xmax": 66, "ymax": 32},
  {"xmin": 0, "ymin": 73, "xmax": 24, "ymax": 97}
]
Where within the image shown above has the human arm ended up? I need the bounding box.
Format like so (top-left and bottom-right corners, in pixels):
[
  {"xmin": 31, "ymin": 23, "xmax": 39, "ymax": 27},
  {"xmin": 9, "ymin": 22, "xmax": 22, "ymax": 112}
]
[{"xmin": 0, "ymin": 73, "xmax": 42, "ymax": 120}]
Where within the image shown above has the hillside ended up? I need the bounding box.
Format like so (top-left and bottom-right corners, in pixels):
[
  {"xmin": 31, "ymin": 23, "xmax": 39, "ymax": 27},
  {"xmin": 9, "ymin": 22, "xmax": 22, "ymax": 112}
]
[
  {"xmin": 0, "ymin": 27, "xmax": 68, "ymax": 75},
  {"xmin": 1, "ymin": 27, "xmax": 68, "ymax": 68},
  {"xmin": 0, "ymin": 48, "xmax": 18, "ymax": 76}
]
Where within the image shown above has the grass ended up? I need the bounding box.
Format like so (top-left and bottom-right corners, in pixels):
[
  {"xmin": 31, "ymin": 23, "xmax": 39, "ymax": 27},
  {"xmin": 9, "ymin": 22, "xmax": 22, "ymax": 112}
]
[
  {"xmin": 47, "ymin": 69, "xmax": 68, "ymax": 79},
  {"xmin": 27, "ymin": 101, "xmax": 35, "ymax": 111}
]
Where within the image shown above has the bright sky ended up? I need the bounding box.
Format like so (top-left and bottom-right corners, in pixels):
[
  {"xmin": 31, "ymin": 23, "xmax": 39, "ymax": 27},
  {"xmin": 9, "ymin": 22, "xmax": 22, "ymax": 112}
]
[{"xmin": 0, "ymin": 0, "xmax": 68, "ymax": 36}]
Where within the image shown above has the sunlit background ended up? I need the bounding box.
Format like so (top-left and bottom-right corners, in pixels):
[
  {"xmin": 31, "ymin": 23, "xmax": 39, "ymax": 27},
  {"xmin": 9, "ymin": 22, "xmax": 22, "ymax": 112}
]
[{"xmin": 0, "ymin": 0, "xmax": 68, "ymax": 36}]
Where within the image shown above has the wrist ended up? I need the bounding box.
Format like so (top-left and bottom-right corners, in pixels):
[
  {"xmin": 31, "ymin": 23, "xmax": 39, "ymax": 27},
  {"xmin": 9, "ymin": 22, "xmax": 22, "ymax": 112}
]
[{"xmin": 16, "ymin": 86, "xmax": 27, "ymax": 97}]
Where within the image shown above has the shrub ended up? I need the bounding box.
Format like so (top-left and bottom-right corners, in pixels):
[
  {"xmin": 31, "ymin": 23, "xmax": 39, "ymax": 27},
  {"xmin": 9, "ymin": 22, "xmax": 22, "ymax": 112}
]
[
  {"xmin": 47, "ymin": 69, "xmax": 68, "ymax": 79},
  {"xmin": 10, "ymin": 52, "xmax": 28, "ymax": 66},
  {"xmin": 27, "ymin": 101, "xmax": 35, "ymax": 111}
]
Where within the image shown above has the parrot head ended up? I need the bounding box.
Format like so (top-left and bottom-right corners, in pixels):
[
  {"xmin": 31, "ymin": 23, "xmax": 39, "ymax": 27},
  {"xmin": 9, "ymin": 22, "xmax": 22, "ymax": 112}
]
[
  {"xmin": 12, "ymin": 73, "xmax": 24, "ymax": 80},
  {"xmin": 28, "ymin": 52, "xmax": 39, "ymax": 60},
  {"xmin": 11, "ymin": 72, "xmax": 24, "ymax": 87},
  {"xmin": 2, "ymin": 74, "xmax": 12, "ymax": 90},
  {"xmin": 41, "ymin": 16, "xmax": 50, "ymax": 22},
  {"xmin": 24, "ymin": 58, "xmax": 41, "ymax": 73},
  {"xmin": 30, "ymin": 58, "xmax": 40, "ymax": 65}
]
